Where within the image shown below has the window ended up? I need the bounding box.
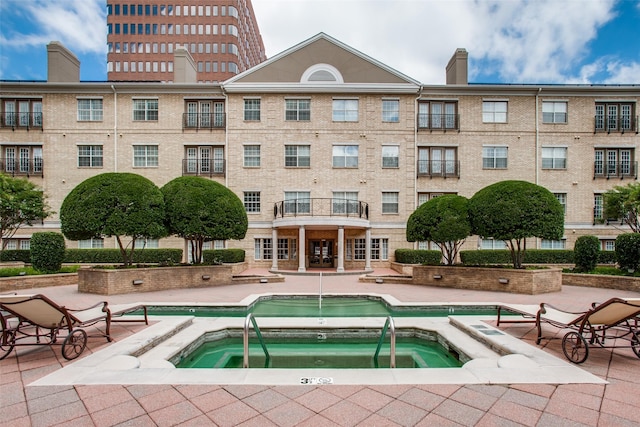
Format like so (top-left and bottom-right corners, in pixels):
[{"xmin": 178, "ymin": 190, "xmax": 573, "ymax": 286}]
[
  {"xmin": 594, "ymin": 148, "xmax": 635, "ymax": 178},
  {"xmin": 382, "ymin": 192, "xmax": 399, "ymax": 214},
  {"xmin": 3, "ymin": 146, "xmax": 43, "ymax": 175},
  {"xmin": 354, "ymin": 238, "xmax": 366, "ymax": 260},
  {"xmin": 332, "ymin": 145, "xmax": 358, "ymax": 168},
  {"xmin": 133, "ymin": 145, "xmax": 158, "ymax": 167},
  {"xmin": 78, "ymin": 238, "xmax": 104, "ymax": 249},
  {"xmin": 77, "ymin": 99, "xmax": 103, "ymax": 121},
  {"xmin": 2, "ymin": 99, "xmax": 42, "ymax": 128},
  {"xmin": 541, "ymin": 239, "xmax": 565, "ymax": 249},
  {"xmin": 482, "ymin": 146, "xmax": 508, "ymax": 169},
  {"xmin": 382, "ymin": 146, "xmax": 399, "ymax": 168},
  {"xmin": 594, "ymin": 194, "xmax": 603, "ymax": 222},
  {"xmin": 332, "ymin": 191, "xmax": 359, "ymax": 214},
  {"xmin": 417, "ymin": 101, "xmax": 458, "ymax": 129},
  {"xmin": 417, "ymin": 147, "xmax": 458, "ymax": 177},
  {"xmin": 542, "ymin": 101, "xmax": 567, "ymax": 123},
  {"xmin": 285, "ymin": 99, "xmax": 310, "ymax": 121},
  {"xmin": 184, "ymin": 146, "xmax": 224, "ymax": 176},
  {"xmin": 382, "ymin": 100, "xmax": 399, "ymax": 123},
  {"xmin": 184, "ymin": 100, "xmax": 224, "ymax": 128},
  {"xmin": 595, "ymin": 102, "xmax": 635, "ymax": 132},
  {"xmin": 482, "ymin": 101, "xmax": 507, "ymax": 123},
  {"xmin": 332, "ymin": 99, "xmax": 358, "ymax": 122},
  {"xmin": 285, "ymin": 145, "xmax": 310, "ymax": 167},
  {"xmin": 284, "ymin": 191, "xmax": 310, "ymax": 214},
  {"xmin": 417, "ymin": 192, "xmax": 455, "ymax": 206},
  {"xmin": 244, "ymin": 99, "xmax": 260, "ymax": 121},
  {"xmin": 554, "ymin": 193, "xmax": 567, "ymax": 215},
  {"xmin": 480, "ymin": 238, "xmax": 507, "ymax": 250},
  {"xmin": 277, "ymin": 238, "xmax": 297, "ymax": 260},
  {"xmin": 254, "ymin": 238, "xmax": 272, "ymax": 260},
  {"xmin": 542, "ymin": 147, "xmax": 567, "ymax": 169},
  {"xmin": 135, "ymin": 238, "xmax": 158, "ymax": 248},
  {"xmin": 244, "ymin": 192, "xmax": 260, "ymax": 213},
  {"xmin": 132, "ymin": 99, "xmax": 158, "ymax": 121},
  {"xmin": 243, "ymin": 145, "xmax": 260, "ymax": 167},
  {"xmin": 371, "ymin": 238, "xmax": 389, "ymax": 260},
  {"xmin": 602, "ymin": 240, "xmax": 615, "ymax": 251},
  {"xmin": 78, "ymin": 145, "xmax": 103, "ymax": 167}
]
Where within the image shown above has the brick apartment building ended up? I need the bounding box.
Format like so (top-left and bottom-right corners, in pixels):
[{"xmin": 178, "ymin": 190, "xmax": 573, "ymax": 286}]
[
  {"xmin": 107, "ymin": 0, "xmax": 266, "ymax": 82},
  {"xmin": 1, "ymin": 34, "xmax": 638, "ymax": 270}
]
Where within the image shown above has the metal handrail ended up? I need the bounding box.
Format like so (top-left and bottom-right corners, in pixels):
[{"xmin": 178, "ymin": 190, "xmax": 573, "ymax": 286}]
[
  {"xmin": 243, "ymin": 313, "xmax": 270, "ymax": 368},
  {"xmin": 373, "ymin": 316, "xmax": 396, "ymax": 368}
]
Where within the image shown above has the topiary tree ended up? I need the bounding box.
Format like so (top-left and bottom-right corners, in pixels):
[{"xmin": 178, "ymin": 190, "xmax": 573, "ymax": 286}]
[
  {"xmin": 30, "ymin": 232, "xmax": 66, "ymax": 273},
  {"xmin": 406, "ymin": 195, "xmax": 470, "ymax": 265},
  {"xmin": 469, "ymin": 180, "xmax": 564, "ymax": 269},
  {"xmin": 573, "ymin": 235, "xmax": 600, "ymax": 272},
  {"xmin": 1, "ymin": 174, "xmax": 52, "ymax": 250},
  {"xmin": 60, "ymin": 173, "xmax": 167, "ymax": 266},
  {"xmin": 603, "ymin": 183, "xmax": 640, "ymax": 233},
  {"xmin": 615, "ymin": 233, "xmax": 640, "ymax": 272},
  {"xmin": 161, "ymin": 176, "xmax": 248, "ymax": 264}
]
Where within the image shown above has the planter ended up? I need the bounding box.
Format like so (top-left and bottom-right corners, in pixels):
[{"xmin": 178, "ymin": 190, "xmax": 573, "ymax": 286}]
[
  {"xmin": 412, "ymin": 265, "xmax": 562, "ymax": 295},
  {"xmin": 562, "ymin": 273, "xmax": 640, "ymax": 292},
  {"xmin": 0, "ymin": 273, "xmax": 77, "ymax": 293}
]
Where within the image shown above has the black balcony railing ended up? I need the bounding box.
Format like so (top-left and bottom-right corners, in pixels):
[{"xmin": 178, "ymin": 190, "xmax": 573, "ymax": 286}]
[
  {"xmin": 594, "ymin": 115, "xmax": 639, "ymax": 133},
  {"xmin": 417, "ymin": 114, "xmax": 459, "ymax": 131},
  {"xmin": 1, "ymin": 113, "xmax": 43, "ymax": 130},
  {"xmin": 417, "ymin": 160, "xmax": 460, "ymax": 178},
  {"xmin": 182, "ymin": 113, "xmax": 225, "ymax": 129},
  {"xmin": 593, "ymin": 161, "xmax": 638, "ymax": 179},
  {"xmin": 182, "ymin": 159, "xmax": 225, "ymax": 177},
  {"xmin": 274, "ymin": 198, "xmax": 369, "ymax": 220},
  {"xmin": 0, "ymin": 158, "xmax": 44, "ymax": 177}
]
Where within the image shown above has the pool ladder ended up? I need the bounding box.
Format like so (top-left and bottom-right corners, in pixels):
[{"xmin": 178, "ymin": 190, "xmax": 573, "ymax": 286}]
[
  {"xmin": 243, "ymin": 313, "xmax": 270, "ymax": 368},
  {"xmin": 374, "ymin": 316, "xmax": 396, "ymax": 368}
]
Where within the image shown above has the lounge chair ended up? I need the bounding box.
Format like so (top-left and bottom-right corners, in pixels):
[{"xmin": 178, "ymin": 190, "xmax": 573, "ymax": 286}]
[
  {"xmin": 0, "ymin": 294, "xmax": 147, "ymax": 360},
  {"xmin": 497, "ymin": 297, "xmax": 640, "ymax": 363}
]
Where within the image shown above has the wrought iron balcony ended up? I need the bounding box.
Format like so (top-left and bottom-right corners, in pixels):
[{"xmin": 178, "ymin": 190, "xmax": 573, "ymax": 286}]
[
  {"xmin": 417, "ymin": 114, "xmax": 459, "ymax": 131},
  {"xmin": 182, "ymin": 159, "xmax": 225, "ymax": 177},
  {"xmin": 274, "ymin": 198, "xmax": 369, "ymax": 219},
  {"xmin": 594, "ymin": 115, "xmax": 638, "ymax": 133},
  {"xmin": 182, "ymin": 113, "xmax": 226, "ymax": 129},
  {"xmin": 417, "ymin": 160, "xmax": 460, "ymax": 178},
  {"xmin": 593, "ymin": 161, "xmax": 638, "ymax": 179},
  {"xmin": 1, "ymin": 158, "xmax": 44, "ymax": 177},
  {"xmin": 1, "ymin": 113, "xmax": 43, "ymax": 130}
]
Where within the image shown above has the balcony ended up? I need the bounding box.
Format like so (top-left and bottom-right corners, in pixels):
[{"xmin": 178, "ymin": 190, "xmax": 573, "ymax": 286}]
[
  {"xmin": 274, "ymin": 198, "xmax": 369, "ymax": 220},
  {"xmin": 593, "ymin": 161, "xmax": 638, "ymax": 179},
  {"xmin": 1, "ymin": 158, "xmax": 44, "ymax": 177},
  {"xmin": 1, "ymin": 113, "xmax": 43, "ymax": 130},
  {"xmin": 182, "ymin": 159, "xmax": 225, "ymax": 177},
  {"xmin": 417, "ymin": 114, "xmax": 459, "ymax": 131},
  {"xmin": 594, "ymin": 115, "xmax": 638, "ymax": 134},
  {"xmin": 182, "ymin": 113, "xmax": 225, "ymax": 130},
  {"xmin": 417, "ymin": 160, "xmax": 460, "ymax": 178}
]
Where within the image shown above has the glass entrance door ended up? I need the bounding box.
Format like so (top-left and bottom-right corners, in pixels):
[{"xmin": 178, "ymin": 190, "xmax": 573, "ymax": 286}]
[{"xmin": 309, "ymin": 240, "xmax": 333, "ymax": 268}]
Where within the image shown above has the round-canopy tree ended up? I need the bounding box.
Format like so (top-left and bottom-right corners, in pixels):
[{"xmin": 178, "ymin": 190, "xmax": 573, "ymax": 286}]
[
  {"xmin": 603, "ymin": 182, "xmax": 640, "ymax": 233},
  {"xmin": 60, "ymin": 173, "xmax": 167, "ymax": 266},
  {"xmin": 469, "ymin": 180, "xmax": 564, "ymax": 269},
  {"xmin": 406, "ymin": 195, "xmax": 470, "ymax": 265},
  {"xmin": 161, "ymin": 176, "xmax": 248, "ymax": 264}
]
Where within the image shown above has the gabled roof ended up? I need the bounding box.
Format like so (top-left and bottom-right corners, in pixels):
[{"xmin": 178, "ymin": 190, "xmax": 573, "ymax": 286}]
[{"xmin": 224, "ymin": 33, "xmax": 420, "ymax": 93}]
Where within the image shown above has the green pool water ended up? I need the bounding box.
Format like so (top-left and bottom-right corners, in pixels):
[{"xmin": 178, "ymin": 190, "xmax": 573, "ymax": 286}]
[{"xmin": 175, "ymin": 336, "xmax": 463, "ymax": 369}]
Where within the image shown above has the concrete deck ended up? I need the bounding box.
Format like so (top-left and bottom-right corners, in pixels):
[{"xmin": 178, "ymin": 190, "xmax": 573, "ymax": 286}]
[{"xmin": 1, "ymin": 269, "xmax": 639, "ymax": 426}]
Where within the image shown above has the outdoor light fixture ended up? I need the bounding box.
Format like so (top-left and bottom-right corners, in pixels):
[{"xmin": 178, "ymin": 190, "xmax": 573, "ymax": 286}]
[
  {"xmin": 132, "ymin": 279, "xmax": 143, "ymax": 286},
  {"xmin": 201, "ymin": 275, "xmax": 210, "ymax": 281},
  {"xmin": 498, "ymin": 278, "xmax": 509, "ymax": 284},
  {"xmin": 375, "ymin": 278, "xmax": 384, "ymax": 284},
  {"xmin": 260, "ymin": 278, "xmax": 268, "ymax": 283},
  {"xmin": 433, "ymin": 274, "xmax": 442, "ymax": 280}
]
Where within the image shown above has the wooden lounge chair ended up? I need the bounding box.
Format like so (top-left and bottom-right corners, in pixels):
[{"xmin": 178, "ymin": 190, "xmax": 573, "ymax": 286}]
[
  {"xmin": 498, "ymin": 297, "xmax": 640, "ymax": 363},
  {"xmin": 0, "ymin": 294, "xmax": 147, "ymax": 360}
]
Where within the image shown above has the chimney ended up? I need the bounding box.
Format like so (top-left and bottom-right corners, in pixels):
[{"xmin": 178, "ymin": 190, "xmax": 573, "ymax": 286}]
[
  {"xmin": 173, "ymin": 48, "xmax": 197, "ymax": 83},
  {"xmin": 47, "ymin": 41, "xmax": 80, "ymax": 82},
  {"xmin": 446, "ymin": 48, "xmax": 468, "ymax": 85}
]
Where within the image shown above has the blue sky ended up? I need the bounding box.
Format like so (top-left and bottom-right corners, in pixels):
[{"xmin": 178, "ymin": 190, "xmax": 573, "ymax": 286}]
[{"xmin": 1, "ymin": 0, "xmax": 639, "ymax": 84}]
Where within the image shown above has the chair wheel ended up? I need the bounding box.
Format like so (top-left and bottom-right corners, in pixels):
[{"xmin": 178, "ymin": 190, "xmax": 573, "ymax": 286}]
[
  {"xmin": 62, "ymin": 329, "xmax": 87, "ymax": 360},
  {"xmin": 562, "ymin": 331, "xmax": 589, "ymax": 364}
]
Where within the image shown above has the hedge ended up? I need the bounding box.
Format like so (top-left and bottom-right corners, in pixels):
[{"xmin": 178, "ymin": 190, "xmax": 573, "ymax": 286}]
[
  {"xmin": 63, "ymin": 249, "xmax": 182, "ymax": 264},
  {"xmin": 0, "ymin": 250, "xmax": 31, "ymax": 263},
  {"xmin": 394, "ymin": 249, "xmax": 442, "ymax": 265},
  {"xmin": 202, "ymin": 249, "xmax": 246, "ymax": 264},
  {"xmin": 460, "ymin": 249, "xmax": 617, "ymax": 265}
]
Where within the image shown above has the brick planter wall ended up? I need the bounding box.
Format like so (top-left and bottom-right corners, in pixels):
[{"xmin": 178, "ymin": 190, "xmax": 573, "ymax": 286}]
[
  {"xmin": 0, "ymin": 273, "xmax": 77, "ymax": 293},
  {"xmin": 563, "ymin": 273, "xmax": 640, "ymax": 292},
  {"xmin": 412, "ymin": 266, "xmax": 562, "ymax": 294}
]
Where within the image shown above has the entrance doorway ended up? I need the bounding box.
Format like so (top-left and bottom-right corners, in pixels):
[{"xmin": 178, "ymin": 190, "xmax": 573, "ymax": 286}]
[{"xmin": 309, "ymin": 240, "xmax": 334, "ymax": 268}]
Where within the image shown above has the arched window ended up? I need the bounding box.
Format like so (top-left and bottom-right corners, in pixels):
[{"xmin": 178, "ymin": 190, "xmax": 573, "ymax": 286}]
[{"xmin": 301, "ymin": 64, "xmax": 344, "ymax": 83}]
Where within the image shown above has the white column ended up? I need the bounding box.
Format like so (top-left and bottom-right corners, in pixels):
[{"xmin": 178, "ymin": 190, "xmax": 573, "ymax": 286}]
[
  {"xmin": 365, "ymin": 228, "xmax": 372, "ymax": 270},
  {"xmin": 298, "ymin": 225, "xmax": 306, "ymax": 272},
  {"xmin": 337, "ymin": 226, "xmax": 345, "ymax": 272},
  {"xmin": 271, "ymin": 228, "xmax": 278, "ymax": 270}
]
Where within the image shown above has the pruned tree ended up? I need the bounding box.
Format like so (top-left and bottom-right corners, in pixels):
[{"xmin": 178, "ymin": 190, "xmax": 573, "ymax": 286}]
[
  {"xmin": 603, "ymin": 182, "xmax": 640, "ymax": 233},
  {"xmin": 469, "ymin": 180, "xmax": 564, "ymax": 269},
  {"xmin": 406, "ymin": 195, "xmax": 470, "ymax": 265},
  {"xmin": 0, "ymin": 174, "xmax": 52, "ymax": 250},
  {"xmin": 161, "ymin": 176, "xmax": 247, "ymax": 264},
  {"xmin": 60, "ymin": 173, "xmax": 167, "ymax": 266}
]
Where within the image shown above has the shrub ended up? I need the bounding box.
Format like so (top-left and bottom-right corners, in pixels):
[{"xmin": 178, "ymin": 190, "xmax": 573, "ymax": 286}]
[
  {"xmin": 0, "ymin": 249, "xmax": 31, "ymax": 263},
  {"xmin": 573, "ymin": 235, "xmax": 600, "ymax": 272},
  {"xmin": 460, "ymin": 249, "xmax": 574, "ymax": 265},
  {"xmin": 394, "ymin": 249, "xmax": 442, "ymax": 265},
  {"xmin": 63, "ymin": 249, "xmax": 182, "ymax": 264},
  {"xmin": 202, "ymin": 249, "xmax": 246, "ymax": 264},
  {"xmin": 30, "ymin": 232, "xmax": 66, "ymax": 273},
  {"xmin": 597, "ymin": 251, "xmax": 617, "ymax": 265},
  {"xmin": 615, "ymin": 233, "xmax": 640, "ymax": 271}
]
